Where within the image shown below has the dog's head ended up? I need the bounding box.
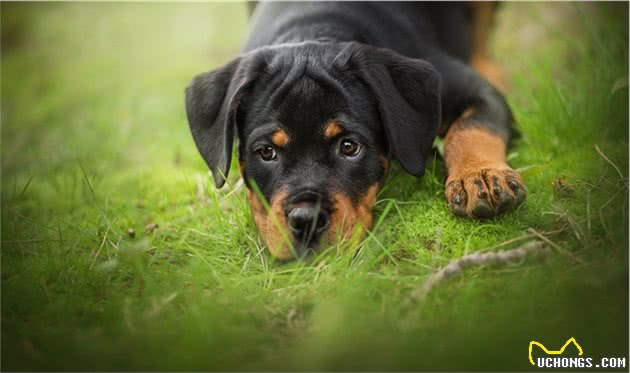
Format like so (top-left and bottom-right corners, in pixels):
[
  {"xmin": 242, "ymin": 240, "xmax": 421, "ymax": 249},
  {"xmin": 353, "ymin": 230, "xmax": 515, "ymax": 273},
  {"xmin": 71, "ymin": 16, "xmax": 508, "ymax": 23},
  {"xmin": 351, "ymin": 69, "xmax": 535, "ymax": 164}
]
[{"xmin": 185, "ymin": 42, "xmax": 441, "ymax": 260}]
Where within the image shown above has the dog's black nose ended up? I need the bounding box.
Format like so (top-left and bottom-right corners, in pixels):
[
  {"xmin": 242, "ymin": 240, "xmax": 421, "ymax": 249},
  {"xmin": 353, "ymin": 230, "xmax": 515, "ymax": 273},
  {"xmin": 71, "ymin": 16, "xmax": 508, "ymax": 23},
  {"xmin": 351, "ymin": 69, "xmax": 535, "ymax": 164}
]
[{"xmin": 287, "ymin": 205, "xmax": 329, "ymax": 245}]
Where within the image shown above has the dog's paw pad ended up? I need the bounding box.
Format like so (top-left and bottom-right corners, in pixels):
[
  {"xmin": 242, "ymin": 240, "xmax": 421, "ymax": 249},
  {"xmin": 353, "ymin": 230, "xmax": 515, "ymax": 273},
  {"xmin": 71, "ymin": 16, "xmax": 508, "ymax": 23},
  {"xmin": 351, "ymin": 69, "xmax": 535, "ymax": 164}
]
[{"xmin": 445, "ymin": 167, "xmax": 527, "ymax": 219}]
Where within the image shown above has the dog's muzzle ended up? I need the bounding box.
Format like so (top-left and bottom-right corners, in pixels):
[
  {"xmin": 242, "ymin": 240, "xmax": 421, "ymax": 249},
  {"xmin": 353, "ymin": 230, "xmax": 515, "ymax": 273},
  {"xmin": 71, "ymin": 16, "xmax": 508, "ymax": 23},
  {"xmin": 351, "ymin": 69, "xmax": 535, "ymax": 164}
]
[{"xmin": 285, "ymin": 190, "xmax": 330, "ymax": 254}]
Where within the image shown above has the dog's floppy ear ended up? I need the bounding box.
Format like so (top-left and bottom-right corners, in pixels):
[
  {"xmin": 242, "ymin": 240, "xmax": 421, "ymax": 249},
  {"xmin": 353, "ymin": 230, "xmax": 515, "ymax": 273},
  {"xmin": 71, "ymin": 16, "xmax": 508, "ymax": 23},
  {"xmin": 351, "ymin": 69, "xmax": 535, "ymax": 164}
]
[
  {"xmin": 185, "ymin": 53, "xmax": 265, "ymax": 188},
  {"xmin": 337, "ymin": 43, "xmax": 442, "ymax": 176}
]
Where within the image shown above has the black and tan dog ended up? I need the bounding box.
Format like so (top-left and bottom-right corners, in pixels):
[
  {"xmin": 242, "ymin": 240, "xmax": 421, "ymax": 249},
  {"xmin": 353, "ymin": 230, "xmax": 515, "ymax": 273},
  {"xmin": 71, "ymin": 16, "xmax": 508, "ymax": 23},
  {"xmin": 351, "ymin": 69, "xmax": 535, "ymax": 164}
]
[{"xmin": 185, "ymin": 2, "xmax": 527, "ymax": 260}]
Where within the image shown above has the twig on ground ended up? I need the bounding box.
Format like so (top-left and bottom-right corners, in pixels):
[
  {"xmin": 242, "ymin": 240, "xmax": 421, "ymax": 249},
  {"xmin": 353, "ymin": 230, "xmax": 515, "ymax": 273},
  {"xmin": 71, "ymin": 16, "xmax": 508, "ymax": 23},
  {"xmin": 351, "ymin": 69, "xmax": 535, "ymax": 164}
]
[
  {"xmin": 473, "ymin": 227, "xmax": 565, "ymax": 254},
  {"xmin": 599, "ymin": 209, "xmax": 614, "ymax": 246},
  {"xmin": 595, "ymin": 144, "xmax": 624, "ymax": 179},
  {"xmin": 478, "ymin": 232, "xmax": 536, "ymax": 252},
  {"xmin": 527, "ymin": 228, "xmax": 584, "ymax": 264},
  {"xmin": 542, "ymin": 210, "xmax": 583, "ymax": 241},
  {"xmin": 407, "ymin": 240, "xmax": 549, "ymax": 304}
]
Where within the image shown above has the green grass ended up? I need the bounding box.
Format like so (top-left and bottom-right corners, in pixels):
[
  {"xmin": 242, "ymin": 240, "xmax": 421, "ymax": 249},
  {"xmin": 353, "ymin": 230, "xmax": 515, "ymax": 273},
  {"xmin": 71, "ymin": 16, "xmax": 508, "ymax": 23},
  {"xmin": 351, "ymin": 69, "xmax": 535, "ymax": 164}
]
[{"xmin": 1, "ymin": 2, "xmax": 628, "ymax": 371}]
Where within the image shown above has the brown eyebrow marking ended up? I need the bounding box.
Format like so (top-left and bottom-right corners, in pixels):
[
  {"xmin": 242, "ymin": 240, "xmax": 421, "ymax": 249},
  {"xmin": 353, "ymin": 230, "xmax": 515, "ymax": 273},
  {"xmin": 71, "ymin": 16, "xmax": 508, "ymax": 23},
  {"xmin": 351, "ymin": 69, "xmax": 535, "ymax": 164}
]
[
  {"xmin": 323, "ymin": 120, "xmax": 344, "ymax": 139},
  {"xmin": 271, "ymin": 129, "xmax": 289, "ymax": 147}
]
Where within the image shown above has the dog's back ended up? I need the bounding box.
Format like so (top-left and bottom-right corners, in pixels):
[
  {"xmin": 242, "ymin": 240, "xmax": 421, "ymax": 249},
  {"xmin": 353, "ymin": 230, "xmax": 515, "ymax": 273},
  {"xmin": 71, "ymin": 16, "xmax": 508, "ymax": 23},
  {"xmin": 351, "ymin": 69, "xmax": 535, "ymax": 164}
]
[{"xmin": 245, "ymin": 2, "xmax": 475, "ymax": 62}]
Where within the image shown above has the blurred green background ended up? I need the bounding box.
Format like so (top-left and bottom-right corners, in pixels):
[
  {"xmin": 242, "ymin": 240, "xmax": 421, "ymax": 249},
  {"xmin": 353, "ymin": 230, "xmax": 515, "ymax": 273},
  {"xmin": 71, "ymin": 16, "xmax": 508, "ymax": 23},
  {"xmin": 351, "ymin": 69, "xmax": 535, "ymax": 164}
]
[{"xmin": 1, "ymin": 2, "xmax": 628, "ymax": 371}]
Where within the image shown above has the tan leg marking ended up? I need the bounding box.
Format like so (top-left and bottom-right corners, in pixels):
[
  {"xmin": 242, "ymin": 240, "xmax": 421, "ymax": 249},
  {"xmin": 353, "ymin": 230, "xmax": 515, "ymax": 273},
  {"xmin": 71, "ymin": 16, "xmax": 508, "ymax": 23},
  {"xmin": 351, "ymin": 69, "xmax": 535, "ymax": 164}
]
[
  {"xmin": 444, "ymin": 114, "xmax": 527, "ymax": 219},
  {"xmin": 469, "ymin": 2, "xmax": 507, "ymax": 93}
]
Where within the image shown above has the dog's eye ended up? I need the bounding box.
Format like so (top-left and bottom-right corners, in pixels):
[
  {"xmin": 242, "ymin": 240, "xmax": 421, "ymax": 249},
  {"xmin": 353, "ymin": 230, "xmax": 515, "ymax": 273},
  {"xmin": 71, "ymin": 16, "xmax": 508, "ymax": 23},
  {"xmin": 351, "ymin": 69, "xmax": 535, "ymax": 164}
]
[
  {"xmin": 339, "ymin": 139, "xmax": 362, "ymax": 158},
  {"xmin": 256, "ymin": 145, "xmax": 277, "ymax": 161}
]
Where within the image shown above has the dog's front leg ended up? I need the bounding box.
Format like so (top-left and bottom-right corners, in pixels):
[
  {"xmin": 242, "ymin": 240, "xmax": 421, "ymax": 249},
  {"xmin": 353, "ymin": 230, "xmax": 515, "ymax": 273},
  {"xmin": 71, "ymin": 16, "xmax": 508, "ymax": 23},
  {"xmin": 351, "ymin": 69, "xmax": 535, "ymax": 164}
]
[
  {"xmin": 443, "ymin": 110, "xmax": 527, "ymax": 218},
  {"xmin": 428, "ymin": 53, "xmax": 528, "ymax": 219}
]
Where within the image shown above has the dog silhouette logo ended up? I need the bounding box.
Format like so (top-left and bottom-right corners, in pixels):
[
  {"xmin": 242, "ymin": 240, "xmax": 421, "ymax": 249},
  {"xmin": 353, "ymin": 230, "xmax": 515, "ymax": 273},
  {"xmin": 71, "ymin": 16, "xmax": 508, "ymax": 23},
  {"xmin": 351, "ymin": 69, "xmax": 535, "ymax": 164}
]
[{"xmin": 528, "ymin": 337, "xmax": 584, "ymax": 366}]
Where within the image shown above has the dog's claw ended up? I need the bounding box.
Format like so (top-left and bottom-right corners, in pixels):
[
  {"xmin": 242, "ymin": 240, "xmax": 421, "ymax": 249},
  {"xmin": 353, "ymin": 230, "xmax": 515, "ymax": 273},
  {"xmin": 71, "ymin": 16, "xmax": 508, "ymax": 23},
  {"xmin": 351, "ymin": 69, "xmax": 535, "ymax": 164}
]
[
  {"xmin": 514, "ymin": 186, "xmax": 527, "ymax": 205},
  {"xmin": 453, "ymin": 205, "xmax": 468, "ymax": 217},
  {"xmin": 495, "ymin": 192, "xmax": 513, "ymax": 215},
  {"xmin": 446, "ymin": 180, "xmax": 469, "ymax": 217},
  {"xmin": 454, "ymin": 193, "xmax": 462, "ymax": 205}
]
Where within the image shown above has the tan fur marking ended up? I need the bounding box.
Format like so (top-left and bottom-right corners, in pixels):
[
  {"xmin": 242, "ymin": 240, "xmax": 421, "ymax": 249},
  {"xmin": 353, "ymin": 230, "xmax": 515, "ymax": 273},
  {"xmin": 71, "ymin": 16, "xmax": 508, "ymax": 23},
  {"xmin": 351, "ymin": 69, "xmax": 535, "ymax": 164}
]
[
  {"xmin": 239, "ymin": 161, "xmax": 245, "ymax": 178},
  {"xmin": 326, "ymin": 184, "xmax": 380, "ymax": 245},
  {"xmin": 444, "ymin": 111, "xmax": 526, "ymax": 217},
  {"xmin": 469, "ymin": 2, "xmax": 495, "ymax": 61},
  {"xmin": 460, "ymin": 107, "xmax": 475, "ymax": 120},
  {"xmin": 471, "ymin": 56, "xmax": 506, "ymax": 93},
  {"xmin": 444, "ymin": 121, "xmax": 508, "ymax": 178},
  {"xmin": 469, "ymin": 2, "xmax": 507, "ymax": 92},
  {"xmin": 357, "ymin": 184, "xmax": 379, "ymax": 228},
  {"xmin": 271, "ymin": 130, "xmax": 289, "ymax": 147},
  {"xmin": 379, "ymin": 154, "xmax": 390, "ymax": 171},
  {"xmin": 323, "ymin": 120, "xmax": 344, "ymax": 139},
  {"xmin": 247, "ymin": 189, "xmax": 293, "ymax": 260}
]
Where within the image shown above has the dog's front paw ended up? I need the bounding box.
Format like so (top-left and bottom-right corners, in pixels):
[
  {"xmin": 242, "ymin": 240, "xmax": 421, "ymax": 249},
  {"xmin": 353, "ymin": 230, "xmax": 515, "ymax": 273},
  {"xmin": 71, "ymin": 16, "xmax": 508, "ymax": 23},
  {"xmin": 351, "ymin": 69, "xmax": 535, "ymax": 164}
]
[{"xmin": 445, "ymin": 166, "xmax": 527, "ymax": 219}]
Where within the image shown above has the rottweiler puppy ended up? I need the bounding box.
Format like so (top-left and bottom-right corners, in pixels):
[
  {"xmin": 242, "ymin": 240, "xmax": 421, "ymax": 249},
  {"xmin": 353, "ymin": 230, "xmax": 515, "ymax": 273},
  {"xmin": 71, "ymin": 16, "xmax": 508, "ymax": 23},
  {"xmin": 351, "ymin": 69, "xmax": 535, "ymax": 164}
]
[{"xmin": 185, "ymin": 2, "xmax": 527, "ymax": 260}]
